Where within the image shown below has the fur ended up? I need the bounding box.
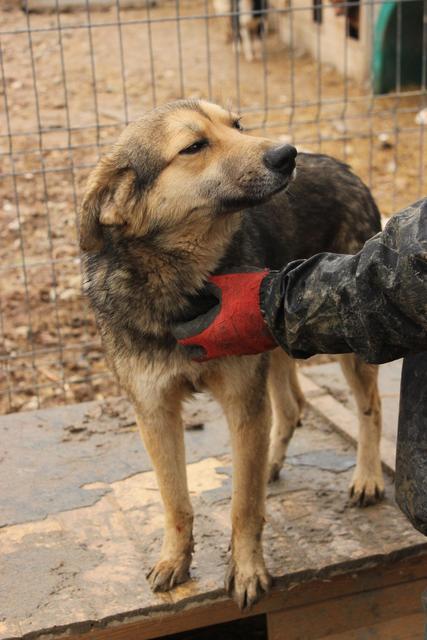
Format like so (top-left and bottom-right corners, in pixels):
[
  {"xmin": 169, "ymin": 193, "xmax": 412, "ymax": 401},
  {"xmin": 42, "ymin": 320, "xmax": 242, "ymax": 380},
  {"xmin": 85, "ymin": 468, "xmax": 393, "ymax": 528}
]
[{"xmin": 80, "ymin": 100, "xmax": 384, "ymax": 610}]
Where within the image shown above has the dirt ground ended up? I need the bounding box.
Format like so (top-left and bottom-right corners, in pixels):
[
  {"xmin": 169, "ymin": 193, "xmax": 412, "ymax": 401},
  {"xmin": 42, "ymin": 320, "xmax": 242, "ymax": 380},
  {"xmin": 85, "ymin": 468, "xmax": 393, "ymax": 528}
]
[{"xmin": 1, "ymin": 0, "xmax": 426, "ymax": 413}]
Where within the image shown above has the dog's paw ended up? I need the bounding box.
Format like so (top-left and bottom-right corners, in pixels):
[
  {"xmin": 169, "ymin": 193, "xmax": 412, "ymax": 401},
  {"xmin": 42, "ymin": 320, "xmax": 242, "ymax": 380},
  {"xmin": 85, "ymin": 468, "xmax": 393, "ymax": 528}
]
[
  {"xmin": 146, "ymin": 555, "xmax": 191, "ymax": 592},
  {"xmin": 349, "ymin": 471, "xmax": 385, "ymax": 507},
  {"xmin": 267, "ymin": 461, "xmax": 281, "ymax": 483},
  {"xmin": 225, "ymin": 559, "xmax": 272, "ymax": 610}
]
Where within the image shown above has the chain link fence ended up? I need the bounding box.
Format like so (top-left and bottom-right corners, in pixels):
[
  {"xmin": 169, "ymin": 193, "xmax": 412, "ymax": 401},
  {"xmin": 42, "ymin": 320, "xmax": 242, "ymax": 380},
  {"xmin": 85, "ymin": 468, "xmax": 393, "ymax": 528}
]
[{"xmin": 1, "ymin": 0, "xmax": 426, "ymax": 413}]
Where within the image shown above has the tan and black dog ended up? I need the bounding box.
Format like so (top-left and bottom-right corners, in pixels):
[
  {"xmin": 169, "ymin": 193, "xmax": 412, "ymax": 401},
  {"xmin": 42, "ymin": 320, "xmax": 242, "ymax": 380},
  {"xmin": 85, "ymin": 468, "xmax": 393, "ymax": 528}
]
[{"xmin": 80, "ymin": 100, "xmax": 384, "ymax": 610}]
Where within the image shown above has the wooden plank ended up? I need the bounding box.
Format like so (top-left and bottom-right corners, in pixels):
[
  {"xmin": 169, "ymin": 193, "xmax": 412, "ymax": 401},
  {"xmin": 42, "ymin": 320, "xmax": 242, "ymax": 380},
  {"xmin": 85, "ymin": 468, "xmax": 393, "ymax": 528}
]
[
  {"xmin": 319, "ymin": 612, "xmax": 425, "ymax": 640},
  {"xmin": 60, "ymin": 553, "xmax": 427, "ymax": 640},
  {"xmin": 267, "ymin": 577, "xmax": 427, "ymax": 640},
  {"xmin": 269, "ymin": 552, "xmax": 427, "ymax": 612},
  {"xmin": 63, "ymin": 600, "xmax": 249, "ymax": 640}
]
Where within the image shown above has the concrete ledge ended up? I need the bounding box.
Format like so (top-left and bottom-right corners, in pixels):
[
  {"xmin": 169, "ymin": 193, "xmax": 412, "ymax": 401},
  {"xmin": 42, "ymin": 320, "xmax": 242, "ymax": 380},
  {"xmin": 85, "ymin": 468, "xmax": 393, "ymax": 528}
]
[
  {"xmin": 1, "ymin": 393, "xmax": 423, "ymax": 640},
  {"xmin": 299, "ymin": 372, "xmax": 397, "ymax": 476}
]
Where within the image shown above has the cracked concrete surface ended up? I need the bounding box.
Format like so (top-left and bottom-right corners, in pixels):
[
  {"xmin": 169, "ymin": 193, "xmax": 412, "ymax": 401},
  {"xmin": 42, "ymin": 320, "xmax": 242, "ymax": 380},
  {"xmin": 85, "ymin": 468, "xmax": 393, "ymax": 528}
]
[
  {"xmin": 1, "ymin": 390, "xmax": 426, "ymax": 640},
  {"xmin": 0, "ymin": 364, "xmax": 427, "ymax": 640},
  {"xmin": 0, "ymin": 395, "xmax": 229, "ymax": 528}
]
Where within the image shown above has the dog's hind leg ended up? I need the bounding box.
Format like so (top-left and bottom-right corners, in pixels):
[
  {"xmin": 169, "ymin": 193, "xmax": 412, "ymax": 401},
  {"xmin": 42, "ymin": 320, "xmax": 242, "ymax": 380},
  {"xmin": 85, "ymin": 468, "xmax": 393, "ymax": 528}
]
[
  {"xmin": 338, "ymin": 354, "xmax": 385, "ymax": 506},
  {"xmin": 207, "ymin": 356, "xmax": 272, "ymax": 609},
  {"xmin": 267, "ymin": 349, "xmax": 304, "ymax": 483},
  {"xmin": 134, "ymin": 386, "xmax": 194, "ymax": 592}
]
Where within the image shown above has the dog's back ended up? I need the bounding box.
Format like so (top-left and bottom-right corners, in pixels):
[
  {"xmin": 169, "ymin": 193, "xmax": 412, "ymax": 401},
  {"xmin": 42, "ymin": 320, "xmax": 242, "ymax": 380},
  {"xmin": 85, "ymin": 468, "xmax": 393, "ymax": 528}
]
[{"xmin": 218, "ymin": 153, "xmax": 381, "ymax": 273}]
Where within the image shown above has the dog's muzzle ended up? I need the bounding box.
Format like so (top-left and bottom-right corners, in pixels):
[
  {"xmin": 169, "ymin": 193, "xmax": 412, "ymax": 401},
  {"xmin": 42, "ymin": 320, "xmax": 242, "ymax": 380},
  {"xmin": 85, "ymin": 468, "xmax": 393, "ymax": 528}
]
[{"xmin": 263, "ymin": 144, "xmax": 297, "ymax": 176}]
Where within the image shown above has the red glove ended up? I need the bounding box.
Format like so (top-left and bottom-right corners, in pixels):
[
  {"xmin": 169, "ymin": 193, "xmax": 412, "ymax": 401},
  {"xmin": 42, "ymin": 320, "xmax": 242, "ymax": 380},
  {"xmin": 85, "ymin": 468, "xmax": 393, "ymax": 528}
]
[{"xmin": 172, "ymin": 271, "xmax": 278, "ymax": 362}]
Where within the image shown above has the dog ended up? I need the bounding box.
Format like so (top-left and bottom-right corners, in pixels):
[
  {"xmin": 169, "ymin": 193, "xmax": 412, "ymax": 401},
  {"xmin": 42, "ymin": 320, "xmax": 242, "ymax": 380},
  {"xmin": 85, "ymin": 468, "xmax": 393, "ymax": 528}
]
[
  {"xmin": 214, "ymin": 0, "xmax": 268, "ymax": 62},
  {"xmin": 80, "ymin": 99, "xmax": 384, "ymax": 610}
]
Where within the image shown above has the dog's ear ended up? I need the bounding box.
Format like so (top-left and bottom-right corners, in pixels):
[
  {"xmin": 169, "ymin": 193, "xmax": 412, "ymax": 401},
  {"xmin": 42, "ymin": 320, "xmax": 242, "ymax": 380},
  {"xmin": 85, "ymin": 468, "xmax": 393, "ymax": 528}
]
[{"xmin": 79, "ymin": 155, "xmax": 136, "ymax": 252}]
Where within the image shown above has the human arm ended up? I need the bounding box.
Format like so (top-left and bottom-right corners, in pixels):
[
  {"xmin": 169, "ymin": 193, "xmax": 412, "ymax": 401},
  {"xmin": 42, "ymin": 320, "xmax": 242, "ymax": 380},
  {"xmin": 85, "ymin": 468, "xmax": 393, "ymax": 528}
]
[{"xmin": 173, "ymin": 199, "xmax": 427, "ymax": 363}]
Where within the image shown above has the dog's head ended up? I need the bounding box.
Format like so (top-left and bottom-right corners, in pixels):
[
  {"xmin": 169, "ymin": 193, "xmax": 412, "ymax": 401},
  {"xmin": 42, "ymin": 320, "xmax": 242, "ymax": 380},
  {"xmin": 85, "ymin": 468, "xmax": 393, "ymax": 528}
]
[{"xmin": 80, "ymin": 100, "xmax": 296, "ymax": 252}]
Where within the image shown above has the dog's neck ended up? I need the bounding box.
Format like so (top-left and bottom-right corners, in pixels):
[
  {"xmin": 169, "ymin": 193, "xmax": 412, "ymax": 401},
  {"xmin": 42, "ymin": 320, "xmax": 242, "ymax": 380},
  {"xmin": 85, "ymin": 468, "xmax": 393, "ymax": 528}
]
[{"xmin": 115, "ymin": 212, "xmax": 242, "ymax": 320}]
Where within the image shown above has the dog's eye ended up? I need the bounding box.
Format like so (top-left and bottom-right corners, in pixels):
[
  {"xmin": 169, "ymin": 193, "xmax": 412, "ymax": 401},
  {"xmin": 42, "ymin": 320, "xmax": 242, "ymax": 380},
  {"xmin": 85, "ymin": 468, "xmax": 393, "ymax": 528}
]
[
  {"xmin": 180, "ymin": 139, "xmax": 209, "ymax": 155},
  {"xmin": 233, "ymin": 118, "xmax": 243, "ymax": 131}
]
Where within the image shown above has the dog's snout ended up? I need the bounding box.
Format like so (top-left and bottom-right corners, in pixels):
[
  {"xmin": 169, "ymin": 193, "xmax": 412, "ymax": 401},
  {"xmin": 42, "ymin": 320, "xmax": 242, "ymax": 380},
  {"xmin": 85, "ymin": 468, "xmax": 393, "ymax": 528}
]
[{"xmin": 263, "ymin": 144, "xmax": 297, "ymax": 173}]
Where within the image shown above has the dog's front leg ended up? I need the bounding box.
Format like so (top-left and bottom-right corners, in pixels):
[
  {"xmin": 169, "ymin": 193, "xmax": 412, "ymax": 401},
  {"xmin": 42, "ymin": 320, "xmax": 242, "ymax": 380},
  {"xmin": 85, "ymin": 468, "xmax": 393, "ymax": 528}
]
[
  {"xmin": 227, "ymin": 405, "xmax": 272, "ymax": 609},
  {"xmin": 135, "ymin": 396, "xmax": 193, "ymax": 592},
  {"xmin": 208, "ymin": 359, "xmax": 272, "ymax": 609}
]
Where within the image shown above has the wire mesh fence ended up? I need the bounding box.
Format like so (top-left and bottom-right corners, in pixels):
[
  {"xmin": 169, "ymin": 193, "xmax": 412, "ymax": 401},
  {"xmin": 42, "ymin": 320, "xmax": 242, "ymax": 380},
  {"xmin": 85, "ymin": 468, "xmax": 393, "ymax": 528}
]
[{"xmin": 1, "ymin": 0, "xmax": 426, "ymax": 413}]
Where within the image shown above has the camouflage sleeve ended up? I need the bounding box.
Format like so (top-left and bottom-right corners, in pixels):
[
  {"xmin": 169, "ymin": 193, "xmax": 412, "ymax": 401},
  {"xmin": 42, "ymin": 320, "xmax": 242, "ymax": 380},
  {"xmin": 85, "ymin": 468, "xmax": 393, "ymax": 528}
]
[{"xmin": 260, "ymin": 198, "xmax": 427, "ymax": 364}]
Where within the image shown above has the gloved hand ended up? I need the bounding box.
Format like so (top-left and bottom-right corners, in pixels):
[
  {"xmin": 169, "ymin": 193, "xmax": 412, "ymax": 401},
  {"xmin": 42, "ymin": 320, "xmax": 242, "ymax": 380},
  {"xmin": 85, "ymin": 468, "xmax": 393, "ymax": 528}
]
[{"xmin": 172, "ymin": 271, "xmax": 278, "ymax": 362}]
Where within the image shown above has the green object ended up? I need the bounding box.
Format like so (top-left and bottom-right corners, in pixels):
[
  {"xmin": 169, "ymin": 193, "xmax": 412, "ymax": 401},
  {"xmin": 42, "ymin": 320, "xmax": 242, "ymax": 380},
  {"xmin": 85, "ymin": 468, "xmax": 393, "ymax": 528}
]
[{"xmin": 373, "ymin": 0, "xmax": 425, "ymax": 94}]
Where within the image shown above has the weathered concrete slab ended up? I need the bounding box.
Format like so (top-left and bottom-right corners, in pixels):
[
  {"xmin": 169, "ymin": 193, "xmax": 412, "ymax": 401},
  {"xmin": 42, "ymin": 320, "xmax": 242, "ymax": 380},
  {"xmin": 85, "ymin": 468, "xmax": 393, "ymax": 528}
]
[
  {"xmin": 1, "ymin": 396, "xmax": 426, "ymax": 640},
  {"xmin": 0, "ymin": 395, "xmax": 229, "ymax": 528}
]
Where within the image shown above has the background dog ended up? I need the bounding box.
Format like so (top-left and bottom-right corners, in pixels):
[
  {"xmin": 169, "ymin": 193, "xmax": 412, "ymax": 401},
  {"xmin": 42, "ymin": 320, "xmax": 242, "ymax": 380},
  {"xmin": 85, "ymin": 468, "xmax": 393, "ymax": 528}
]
[
  {"xmin": 80, "ymin": 99, "xmax": 383, "ymax": 610},
  {"xmin": 214, "ymin": 0, "xmax": 268, "ymax": 61}
]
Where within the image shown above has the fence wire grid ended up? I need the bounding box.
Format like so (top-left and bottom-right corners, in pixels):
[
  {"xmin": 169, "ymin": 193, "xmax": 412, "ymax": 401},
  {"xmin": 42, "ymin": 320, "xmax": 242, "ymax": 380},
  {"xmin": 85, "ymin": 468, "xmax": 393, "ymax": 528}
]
[{"xmin": 0, "ymin": 0, "xmax": 426, "ymax": 413}]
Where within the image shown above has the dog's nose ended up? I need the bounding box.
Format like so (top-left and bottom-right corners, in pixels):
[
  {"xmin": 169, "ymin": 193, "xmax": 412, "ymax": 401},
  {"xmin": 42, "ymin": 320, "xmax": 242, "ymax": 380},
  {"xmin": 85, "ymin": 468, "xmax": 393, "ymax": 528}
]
[{"xmin": 263, "ymin": 144, "xmax": 297, "ymax": 173}]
